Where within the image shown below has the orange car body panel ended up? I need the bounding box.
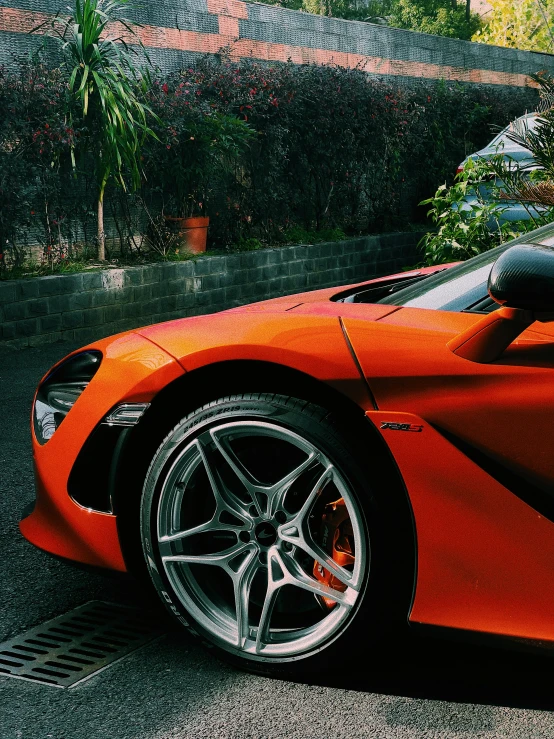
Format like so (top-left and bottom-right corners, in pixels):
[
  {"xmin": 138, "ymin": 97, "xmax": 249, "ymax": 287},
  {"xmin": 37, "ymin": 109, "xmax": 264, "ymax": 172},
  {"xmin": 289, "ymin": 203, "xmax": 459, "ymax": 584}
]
[
  {"xmin": 21, "ymin": 263, "xmax": 554, "ymax": 647},
  {"xmin": 342, "ymin": 308, "xmax": 554, "ymax": 640},
  {"xmin": 343, "ymin": 308, "xmax": 554, "ymax": 497},
  {"xmin": 137, "ymin": 311, "xmax": 374, "ymax": 410},
  {"xmin": 21, "ymin": 332, "xmax": 185, "ymax": 570},
  {"xmin": 368, "ymin": 411, "xmax": 554, "ymax": 641}
]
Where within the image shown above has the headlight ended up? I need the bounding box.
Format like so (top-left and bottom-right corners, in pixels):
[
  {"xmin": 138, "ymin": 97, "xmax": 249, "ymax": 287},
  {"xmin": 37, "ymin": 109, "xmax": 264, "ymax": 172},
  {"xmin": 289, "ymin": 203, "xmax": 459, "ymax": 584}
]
[{"xmin": 33, "ymin": 351, "xmax": 102, "ymax": 444}]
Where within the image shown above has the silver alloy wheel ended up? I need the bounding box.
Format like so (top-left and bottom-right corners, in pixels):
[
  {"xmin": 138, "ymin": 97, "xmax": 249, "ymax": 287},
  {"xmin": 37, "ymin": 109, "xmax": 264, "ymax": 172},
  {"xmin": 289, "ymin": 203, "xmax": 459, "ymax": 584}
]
[{"xmin": 156, "ymin": 420, "xmax": 369, "ymax": 660}]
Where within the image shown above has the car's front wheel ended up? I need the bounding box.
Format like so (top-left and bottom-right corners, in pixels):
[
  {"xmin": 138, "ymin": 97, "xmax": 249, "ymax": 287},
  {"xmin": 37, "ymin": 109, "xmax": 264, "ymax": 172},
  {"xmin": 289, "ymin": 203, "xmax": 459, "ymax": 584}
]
[{"xmin": 141, "ymin": 393, "xmax": 407, "ymax": 676}]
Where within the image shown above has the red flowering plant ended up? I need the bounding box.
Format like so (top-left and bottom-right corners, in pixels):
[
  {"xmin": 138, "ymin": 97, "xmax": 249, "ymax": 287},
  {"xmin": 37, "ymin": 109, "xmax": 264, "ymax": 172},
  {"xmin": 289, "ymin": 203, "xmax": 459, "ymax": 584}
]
[
  {"xmin": 171, "ymin": 54, "xmax": 423, "ymax": 242},
  {"xmin": 144, "ymin": 74, "xmax": 255, "ymax": 220},
  {"xmin": 0, "ymin": 61, "xmax": 84, "ymax": 271},
  {"xmin": 0, "ymin": 49, "xmax": 538, "ymax": 272}
]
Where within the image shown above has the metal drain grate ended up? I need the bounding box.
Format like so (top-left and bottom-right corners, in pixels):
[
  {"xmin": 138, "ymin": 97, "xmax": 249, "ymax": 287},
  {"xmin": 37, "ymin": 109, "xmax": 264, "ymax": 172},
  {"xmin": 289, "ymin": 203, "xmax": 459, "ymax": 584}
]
[{"xmin": 0, "ymin": 601, "xmax": 161, "ymax": 688}]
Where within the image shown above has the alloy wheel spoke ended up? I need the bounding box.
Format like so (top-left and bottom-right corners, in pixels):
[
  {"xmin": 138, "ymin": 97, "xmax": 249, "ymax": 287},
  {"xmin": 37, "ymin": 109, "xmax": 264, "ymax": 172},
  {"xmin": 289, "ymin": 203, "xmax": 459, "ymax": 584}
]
[
  {"xmin": 277, "ymin": 465, "xmax": 358, "ymax": 590},
  {"xmin": 271, "ymin": 547, "xmax": 356, "ymax": 606},
  {"xmin": 162, "ymin": 541, "xmax": 253, "ymax": 571},
  {"xmin": 196, "ymin": 436, "xmax": 251, "ymax": 523},
  {"xmin": 281, "ymin": 525, "xmax": 356, "ymax": 590},
  {"xmin": 255, "ymin": 581, "xmax": 280, "ymax": 654},
  {"xmin": 277, "ymin": 466, "xmax": 350, "ymax": 585},
  {"xmin": 265, "ymin": 452, "xmax": 320, "ymax": 517},
  {"xmin": 295, "ymin": 465, "xmax": 334, "ymax": 525},
  {"xmin": 234, "ymin": 550, "xmax": 260, "ymax": 648},
  {"xmin": 159, "ymin": 511, "xmax": 243, "ymax": 546},
  {"xmin": 254, "ymin": 544, "xmax": 355, "ymax": 654},
  {"xmin": 210, "ymin": 428, "xmax": 319, "ymax": 518},
  {"xmin": 209, "ymin": 429, "xmax": 266, "ymax": 512},
  {"xmin": 160, "ymin": 439, "xmax": 251, "ymax": 545}
]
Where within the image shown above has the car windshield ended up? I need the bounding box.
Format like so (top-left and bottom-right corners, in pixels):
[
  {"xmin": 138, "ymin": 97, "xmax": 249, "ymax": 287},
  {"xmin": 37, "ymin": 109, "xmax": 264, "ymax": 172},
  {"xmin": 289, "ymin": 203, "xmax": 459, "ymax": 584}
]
[
  {"xmin": 377, "ymin": 223, "xmax": 554, "ymax": 311},
  {"xmin": 487, "ymin": 115, "xmax": 538, "ymax": 149}
]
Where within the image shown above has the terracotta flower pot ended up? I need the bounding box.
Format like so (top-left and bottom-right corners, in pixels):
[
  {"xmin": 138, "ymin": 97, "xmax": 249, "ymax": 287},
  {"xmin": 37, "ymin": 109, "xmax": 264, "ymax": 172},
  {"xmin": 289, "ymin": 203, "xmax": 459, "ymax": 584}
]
[{"xmin": 165, "ymin": 216, "xmax": 209, "ymax": 254}]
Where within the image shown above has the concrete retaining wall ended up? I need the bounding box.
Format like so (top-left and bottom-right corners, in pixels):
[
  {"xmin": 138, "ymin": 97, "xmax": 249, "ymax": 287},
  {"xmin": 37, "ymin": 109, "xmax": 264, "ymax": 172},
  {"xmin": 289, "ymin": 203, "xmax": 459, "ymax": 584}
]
[{"xmin": 0, "ymin": 232, "xmax": 423, "ymax": 349}]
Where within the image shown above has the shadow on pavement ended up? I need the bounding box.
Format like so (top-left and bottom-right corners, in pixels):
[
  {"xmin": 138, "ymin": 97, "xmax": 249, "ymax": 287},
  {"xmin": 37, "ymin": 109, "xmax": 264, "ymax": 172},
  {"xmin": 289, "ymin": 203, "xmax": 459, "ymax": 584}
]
[{"xmin": 304, "ymin": 628, "xmax": 554, "ymax": 713}]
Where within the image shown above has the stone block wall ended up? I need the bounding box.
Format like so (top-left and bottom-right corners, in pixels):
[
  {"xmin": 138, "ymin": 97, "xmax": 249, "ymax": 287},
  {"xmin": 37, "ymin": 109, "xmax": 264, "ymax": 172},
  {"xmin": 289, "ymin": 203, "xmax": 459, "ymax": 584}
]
[
  {"xmin": 0, "ymin": 0, "xmax": 553, "ymax": 94},
  {"xmin": 0, "ymin": 232, "xmax": 423, "ymax": 349}
]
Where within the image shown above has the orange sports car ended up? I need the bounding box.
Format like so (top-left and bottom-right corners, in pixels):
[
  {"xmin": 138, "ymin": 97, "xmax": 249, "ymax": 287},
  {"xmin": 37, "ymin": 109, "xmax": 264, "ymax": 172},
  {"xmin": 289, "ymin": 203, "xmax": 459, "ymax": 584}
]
[{"xmin": 21, "ymin": 222, "xmax": 554, "ymax": 676}]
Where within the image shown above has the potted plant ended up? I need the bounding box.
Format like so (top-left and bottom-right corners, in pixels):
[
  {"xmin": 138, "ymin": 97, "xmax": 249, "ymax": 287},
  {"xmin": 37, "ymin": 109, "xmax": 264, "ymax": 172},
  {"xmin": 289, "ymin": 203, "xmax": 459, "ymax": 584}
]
[
  {"xmin": 163, "ymin": 214, "xmax": 210, "ymax": 255},
  {"xmin": 147, "ymin": 81, "xmax": 255, "ymax": 254}
]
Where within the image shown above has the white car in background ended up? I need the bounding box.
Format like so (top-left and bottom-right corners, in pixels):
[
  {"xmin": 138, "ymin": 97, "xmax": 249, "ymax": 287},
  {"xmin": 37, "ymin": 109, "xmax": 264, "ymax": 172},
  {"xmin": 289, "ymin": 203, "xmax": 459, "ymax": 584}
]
[{"xmin": 457, "ymin": 112, "xmax": 544, "ymax": 225}]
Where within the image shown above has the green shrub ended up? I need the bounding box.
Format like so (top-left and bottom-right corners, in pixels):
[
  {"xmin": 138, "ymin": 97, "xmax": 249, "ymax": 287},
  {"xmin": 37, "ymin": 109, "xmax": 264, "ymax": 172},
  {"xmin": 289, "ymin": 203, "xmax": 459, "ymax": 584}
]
[
  {"xmin": 279, "ymin": 226, "xmax": 347, "ymax": 244},
  {"xmin": 418, "ymin": 158, "xmax": 551, "ymax": 265},
  {"xmin": 145, "ymin": 55, "xmax": 534, "ymax": 248},
  {"xmin": 231, "ymin": 237, "xmax": 263, "ymax": 251},
  {"xmin": 0, "ymin": 53, "xmax": 538, "ymax": 272}
]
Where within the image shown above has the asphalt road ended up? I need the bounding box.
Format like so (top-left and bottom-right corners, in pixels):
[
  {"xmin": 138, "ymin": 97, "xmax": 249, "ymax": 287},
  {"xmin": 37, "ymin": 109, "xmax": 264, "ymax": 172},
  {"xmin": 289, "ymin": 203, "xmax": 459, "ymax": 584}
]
[{"xmin": 3, "ymin": 340, "xmax": 554, "ymax": 739}]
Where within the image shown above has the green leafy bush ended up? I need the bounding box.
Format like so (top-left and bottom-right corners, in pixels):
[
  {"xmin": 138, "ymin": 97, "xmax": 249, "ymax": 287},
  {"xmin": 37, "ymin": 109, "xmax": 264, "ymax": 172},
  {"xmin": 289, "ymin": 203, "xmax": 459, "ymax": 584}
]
[
  {"xmin": 0, "ymin": 62, "xmax": 85, "ymax": 272},
  {"xmin": 158, "ymin": 54, "xmax": 533, "ymax": 248},
  {"xmin": 145, "ymin": 77, "xmax": 255, "ymax": 218},
  {"xmin": 418, "ymin": 158, "xmax": 550, "ymax": 265},
  {"xmin": 279, "ymin": 226, "xmax": 347, "ymax": 244},
  {"xmin": 0, "ymin": 52, "xmax": 539, "ymax": 273},
  {"xmin": 231, "ymin": 237, "xmax": 264, "ymax": 251}
]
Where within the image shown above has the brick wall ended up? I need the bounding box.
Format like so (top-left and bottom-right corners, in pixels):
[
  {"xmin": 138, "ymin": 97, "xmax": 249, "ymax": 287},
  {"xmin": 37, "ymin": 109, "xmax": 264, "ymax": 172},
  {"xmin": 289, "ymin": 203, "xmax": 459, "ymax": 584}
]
[
  {"xmin": 0, "ymin": 0, "xmax": 553, "ymax": 92},
  {"xmin": 0, "ymin": 232, "xmax": 423, "ymax": 349}
]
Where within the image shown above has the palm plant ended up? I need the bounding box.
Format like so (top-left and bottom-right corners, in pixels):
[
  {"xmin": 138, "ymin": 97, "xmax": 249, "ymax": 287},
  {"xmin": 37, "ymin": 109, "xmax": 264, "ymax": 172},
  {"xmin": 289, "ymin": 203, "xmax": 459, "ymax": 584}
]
[
  {"xmin": 34, "ymin": 0, "xmax": 157, "ymax": 260},
  {"xmin": 486, "ymin": 73, "xmax": 554, "ymax": 215}
]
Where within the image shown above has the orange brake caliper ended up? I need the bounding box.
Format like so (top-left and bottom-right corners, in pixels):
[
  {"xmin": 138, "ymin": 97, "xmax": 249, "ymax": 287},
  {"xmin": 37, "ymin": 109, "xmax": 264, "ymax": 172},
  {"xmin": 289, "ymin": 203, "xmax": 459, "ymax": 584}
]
[{"xmin": 312, "ymin": 498, "xmax": 355, "ymax": 609}]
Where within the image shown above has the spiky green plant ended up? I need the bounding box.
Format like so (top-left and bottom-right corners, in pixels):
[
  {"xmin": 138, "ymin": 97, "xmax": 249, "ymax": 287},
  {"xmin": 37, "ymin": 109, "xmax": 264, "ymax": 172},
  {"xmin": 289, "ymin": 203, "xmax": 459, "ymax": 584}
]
[
  {"xmin": 33, "ymin": 0, "xmax": 157, "ymax": 260},
  {"xmin": 485, "ymin": 73, "xmax": 554, "ymax": 214}
]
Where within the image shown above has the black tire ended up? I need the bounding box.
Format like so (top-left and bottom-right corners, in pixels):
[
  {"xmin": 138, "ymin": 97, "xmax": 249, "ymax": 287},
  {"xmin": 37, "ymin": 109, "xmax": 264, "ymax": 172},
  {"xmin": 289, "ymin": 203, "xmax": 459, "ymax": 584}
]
[{"xmin": 140, "ymin": 393, "xmax": 412, "ymax": 678}]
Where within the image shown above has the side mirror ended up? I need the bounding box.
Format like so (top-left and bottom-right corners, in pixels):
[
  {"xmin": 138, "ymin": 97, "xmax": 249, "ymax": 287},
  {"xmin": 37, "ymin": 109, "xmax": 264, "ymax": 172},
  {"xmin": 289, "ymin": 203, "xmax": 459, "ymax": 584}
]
[
  {"xmin": 448, "ymin": 243, "xmax": 554, "ymax": 363},
  {"xmin": 489, "ymin": 243, "xmax": 554, "ymax": 312}
]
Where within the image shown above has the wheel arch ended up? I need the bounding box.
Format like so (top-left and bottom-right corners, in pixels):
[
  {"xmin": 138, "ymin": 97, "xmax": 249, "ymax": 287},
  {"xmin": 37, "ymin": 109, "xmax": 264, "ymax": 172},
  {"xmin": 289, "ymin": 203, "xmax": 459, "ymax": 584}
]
[{"xmin": 114, "ymin": 358, "xmax": 417, "ymax": 620}]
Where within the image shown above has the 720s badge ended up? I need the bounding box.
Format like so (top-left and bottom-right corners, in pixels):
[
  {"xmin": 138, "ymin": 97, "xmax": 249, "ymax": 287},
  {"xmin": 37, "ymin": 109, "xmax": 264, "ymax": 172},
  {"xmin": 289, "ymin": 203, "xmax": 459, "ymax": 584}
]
[{"xmin": 380, "ymin": 422, "xmax": 424, "ymax": 432}]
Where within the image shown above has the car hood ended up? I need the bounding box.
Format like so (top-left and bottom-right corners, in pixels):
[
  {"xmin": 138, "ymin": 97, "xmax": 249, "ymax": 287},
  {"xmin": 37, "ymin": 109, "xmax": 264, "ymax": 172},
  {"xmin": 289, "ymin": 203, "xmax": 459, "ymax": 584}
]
[{"xmin": 135, "ymin": 264, "xmax": 457, "ymax": 364}]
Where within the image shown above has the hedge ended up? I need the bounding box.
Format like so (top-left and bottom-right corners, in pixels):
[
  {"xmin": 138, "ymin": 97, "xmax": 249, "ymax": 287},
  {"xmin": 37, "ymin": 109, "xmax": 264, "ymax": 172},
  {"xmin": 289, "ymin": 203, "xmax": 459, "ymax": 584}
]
[{"xmin": 0, "ymin": 53, "xmax": 537, "ymax": 270}]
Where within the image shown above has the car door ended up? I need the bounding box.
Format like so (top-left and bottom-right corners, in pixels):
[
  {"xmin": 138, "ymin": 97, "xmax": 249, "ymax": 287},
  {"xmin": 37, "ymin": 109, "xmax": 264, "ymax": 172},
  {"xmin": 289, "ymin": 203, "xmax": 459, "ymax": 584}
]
[
  {"xmin": 339, "ymin": 303, "xmax": 554, "ymax": 640},
  {"xmin": 342, "ymin": 303, "xmax": 554, "ymax": 496}
]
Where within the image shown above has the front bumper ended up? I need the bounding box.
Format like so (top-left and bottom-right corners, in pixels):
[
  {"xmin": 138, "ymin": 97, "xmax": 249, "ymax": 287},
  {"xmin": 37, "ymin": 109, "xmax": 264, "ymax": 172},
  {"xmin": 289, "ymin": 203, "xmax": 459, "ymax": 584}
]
[{"xmin": 20, "ymin": 331, "xmax": 184, "ymax": 571}]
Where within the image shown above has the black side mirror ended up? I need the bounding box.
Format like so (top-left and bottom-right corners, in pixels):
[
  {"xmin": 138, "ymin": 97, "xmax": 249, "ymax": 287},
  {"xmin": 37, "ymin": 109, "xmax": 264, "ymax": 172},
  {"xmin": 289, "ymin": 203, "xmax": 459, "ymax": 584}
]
[
  {"xmin": 489, "ymin": 243, "xmax": 554, "ymax": 311},
  {"xmin": 448, "ymin": 242, "xmax": 554, "ymax": 362}
]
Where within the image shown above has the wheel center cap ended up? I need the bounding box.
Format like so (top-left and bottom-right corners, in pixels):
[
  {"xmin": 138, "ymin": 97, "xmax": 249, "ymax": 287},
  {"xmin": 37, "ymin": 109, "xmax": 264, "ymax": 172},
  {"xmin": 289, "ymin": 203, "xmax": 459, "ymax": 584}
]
[{"xmin": 254, "ymin": 521, "xmax": 277, "ymax": 547}]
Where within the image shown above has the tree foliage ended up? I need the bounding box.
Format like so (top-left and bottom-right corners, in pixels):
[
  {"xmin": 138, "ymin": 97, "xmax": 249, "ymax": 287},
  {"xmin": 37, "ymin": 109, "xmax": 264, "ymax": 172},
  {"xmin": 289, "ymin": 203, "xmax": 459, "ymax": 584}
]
[
  {"xmin": 473, "ymin": 0, "xmax": 554, "ymax": 52},
  {"xmin": 258, "ymin": 0, "xmax": 478, "ymax": 39},
  {"xmin": 259, "ymin": 0, "xmax": 480, "ymax": 38},
  {"xmin": 389, "ymin": 0, "xmax": 481, "ymax": 40},
  {"xmin": 300, "ymin": 0, "xmax": 391, "ymax": 21}
]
